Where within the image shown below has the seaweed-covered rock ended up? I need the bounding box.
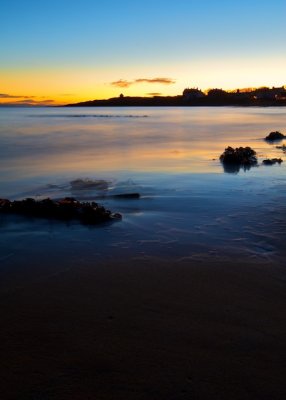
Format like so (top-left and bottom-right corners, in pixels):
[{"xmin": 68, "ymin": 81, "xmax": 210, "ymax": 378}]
[
  {"xmin": 262, "ymin": 158, "xmax": 283, "ymax": 166},
  {"xmin": 0, "ymin": 197, "xmax": 121, "ymax": 224},
  {"xmin": 265, "ymin": 131, "xmax": 285, "ymax": 141},
  {"xmin": 220, "ymin": 146, "xmax": 257, "ymax": 172}
]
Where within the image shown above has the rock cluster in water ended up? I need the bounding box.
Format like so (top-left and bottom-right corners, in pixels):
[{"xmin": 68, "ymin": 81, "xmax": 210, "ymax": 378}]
[
  {"xmin": 220, "ymin": 133, "xmax": 286, "ymax": 172},
  {"xmin": 276, "ymin": 144, "xmax": 286, "ymax": 152},
  {"xmin": 265, "ymin": 131, "xmax": 285, "ymax": 141},
  {"xmin": 0, "ymin": 197, "xmax": 121, "ymax": 224},
  {"xmin": 220, "ymin": 146, "xmax": 258, "ymax": 169},
  {"xmin": 262, "ymin": 158, "xmax": 283, "ymax": 165}
]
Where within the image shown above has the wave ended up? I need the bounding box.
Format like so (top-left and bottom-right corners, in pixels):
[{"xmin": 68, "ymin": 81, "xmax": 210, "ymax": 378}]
[{"xmin": 29, "ymin": 114, "xmax": 148, "ymax": 118}]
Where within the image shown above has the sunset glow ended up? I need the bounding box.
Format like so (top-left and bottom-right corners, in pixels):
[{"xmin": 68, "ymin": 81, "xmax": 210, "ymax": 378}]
[{"xmin": 1, "ymin": 0, "xmax": 285, "ymax": 105}]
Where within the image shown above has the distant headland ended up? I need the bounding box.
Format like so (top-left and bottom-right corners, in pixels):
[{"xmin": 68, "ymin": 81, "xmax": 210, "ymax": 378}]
[{"xmin": 65, "ymin": 86, "xmax": 286, "ymax": 107}]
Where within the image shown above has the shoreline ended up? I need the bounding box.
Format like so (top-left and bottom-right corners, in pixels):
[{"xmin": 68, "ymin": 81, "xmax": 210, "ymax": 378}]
[
  {"xmin": 2, "ymin": 103, "xmax": 286, "ymax": 108},
  {"xmin": 64, "ymin": 103, "xmax": 286, "ymax": 108}
]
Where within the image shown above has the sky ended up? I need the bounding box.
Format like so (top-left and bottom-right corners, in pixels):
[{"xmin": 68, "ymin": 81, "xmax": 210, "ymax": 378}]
[{"xmin": 1, "ymin": 0, "xmax": 285, "ymax": 105}]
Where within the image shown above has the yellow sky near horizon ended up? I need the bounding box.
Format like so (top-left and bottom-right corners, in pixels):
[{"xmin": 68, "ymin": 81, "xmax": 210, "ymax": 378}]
[{"xmin": 1, "ymin": 56, "xmax": 286, "ymax": 106}]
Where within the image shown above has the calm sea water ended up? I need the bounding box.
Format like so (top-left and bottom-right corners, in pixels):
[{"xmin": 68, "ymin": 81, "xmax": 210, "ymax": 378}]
[{"xmin": 0, "ymin": 106, "xmax": 286, "ymax": 272}]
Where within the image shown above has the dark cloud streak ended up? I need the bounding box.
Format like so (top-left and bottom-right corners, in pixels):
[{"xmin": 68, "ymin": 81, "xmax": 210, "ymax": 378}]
[
  {"xmin": 0, "ymin": 93, "xmax": 36, "ymax": 99},
  {"xmin": 0, "ymin": 98, "xmax": 55, "ymax": 107},
  {"xmin": 15, "ymin": 99, "xmax": 55, "ymax": 104},
  {"xmin": 135, "ymin": 78, "xmax": 175, "ymax": 85},
  {"xmin": 146, "ymin": 92, "xmax": 162, "ymax": 96},
  {"xmin": 111, "ymin": 77, "xmax": 175, "ymax": 88}
]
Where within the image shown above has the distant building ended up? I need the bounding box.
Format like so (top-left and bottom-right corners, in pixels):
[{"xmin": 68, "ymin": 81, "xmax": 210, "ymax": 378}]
[
  {"xmin": 183, "ymin": 88, "xmax": 206, "ymax": 101},
  {"xmin": 253, "ymin": 86, "xmax": 286, "ymax": 100},
  {"xmin": 207, "ymin": 88, "xmax": 228, "ymax": 98},
  {"xmin": 274, "ymin": 86, "xmax": 286, "ymax": 100},
  {"xmin": 276, "ymin": 93, "xmax": 286, "ymax": 100}
]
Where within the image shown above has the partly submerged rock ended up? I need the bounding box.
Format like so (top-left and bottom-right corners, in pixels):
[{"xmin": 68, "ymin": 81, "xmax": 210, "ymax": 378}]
[
  {"xmin": 262, "ymin": 158, "xmax": 283, "ymax": 166},
  {"xmin": 220, "ymin": 146, "xmax": 258, "ymax": 172},
  {"xmin": 112, "ymin": 193, "xmax": 140, "ymax": 199},
  {"xmin": 276, "ymin": 144, "xmax": 286, "ymax": 152},
  {"xmin": 91, "ymin": 193, "xmax": 140, "ymax": 200},
  {"xmin": 70, "ymin": 178, "xmax": 109, "ymax": 191},
  {"xmin": 265, "ymin": 131, "xmax": 285, "ymax": 141},
  {"xmin": 0, "ymin": 197, "xmax": 121, "ymax": 224}
]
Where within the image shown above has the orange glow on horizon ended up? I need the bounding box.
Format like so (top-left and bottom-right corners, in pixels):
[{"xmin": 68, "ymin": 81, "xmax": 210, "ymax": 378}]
[{"xmin": 1, "ymin": 56, "xmax": 286, "ymax": 106}]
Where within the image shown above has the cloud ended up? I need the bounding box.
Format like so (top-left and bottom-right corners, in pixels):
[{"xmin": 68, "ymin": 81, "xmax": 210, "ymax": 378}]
[
  {"xmin": 111, "ymin": 80, "xmax": 133, "ymax": 88},
  {"xmin": 15, "ymin": 99, "xmax": 55, "ymax": 104},
  {"xmin": 111, "ymin": 77, "xmax": 176, "ymax": 88},
  {"xmin": 0, "ymin": 93, "xmax": 36, "ymax": 99},
  {"xmin": 135, "ymin": 78, "xmax": 175, "ymax": 85},
  {"xmin": 0, "ymin": 94, "xmax": 18, "ymax": 98},
  {"xmin": 0, "ymin": 92, "xmax": 55, "ymax": 105},
  {"xmin": 146, "ymin": 92, "xmax": 162, "ymax": 96},
  {"xmin": 0, "ymin": 98, "xmax": 55, "ymax": 106}
]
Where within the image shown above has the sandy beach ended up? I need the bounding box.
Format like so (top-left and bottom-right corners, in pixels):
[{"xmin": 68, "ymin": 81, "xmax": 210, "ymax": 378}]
[
  {"xmin": 1, "ymin": 107, "xmax": 286, "ymax": 399},
  {"xmin": 1, "ymin": 257, "xmax": 286, "ymax": 400},
  {"xmin": 2, "ymin": 0, "xmax": 286, "ymax": 397}
]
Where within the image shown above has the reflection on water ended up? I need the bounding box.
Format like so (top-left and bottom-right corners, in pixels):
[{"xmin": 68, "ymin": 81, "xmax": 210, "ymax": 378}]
[
  {"xmin": 33, "ymin": 113, "xmax": 149, "ymax": 118},
  {"xmin": 0, "ymin": 106, "xmax": 286, "ymax": 267},
  {"xmin": 221, "ymin": 162, "xmax": 256, "ymax": 174},
  {"xmin": 0, "ymin": 107, "xmax": 285, "ymax": 187}
]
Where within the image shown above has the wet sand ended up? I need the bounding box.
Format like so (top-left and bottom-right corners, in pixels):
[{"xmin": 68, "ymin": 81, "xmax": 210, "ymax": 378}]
[{"xmin": 1, "ymin": 258, "xmax": 286, "ymax": 400}]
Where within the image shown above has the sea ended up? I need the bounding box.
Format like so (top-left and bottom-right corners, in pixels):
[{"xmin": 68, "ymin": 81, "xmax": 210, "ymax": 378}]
[{"xmin": 1, "ymin": 106, "xmax": 286, "ymax": 272}]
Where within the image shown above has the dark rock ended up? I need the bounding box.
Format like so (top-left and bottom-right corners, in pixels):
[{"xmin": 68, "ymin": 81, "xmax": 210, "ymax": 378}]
[
  {"xmin": 262, "ymin": 158, "xmax": 283, "ymax": 165},
  {"xmin": 265, "ymin": 131, "xmax": 285, "ymax": 141},
  {"xmin": 0, "ymin": 197, "xmax": 121, "ymax": 224},
  {"xmin": 220, "ymin": 146, "xmax": 257, "ymax": 172},
  {"xmin": 0, "ymin": 199, "xmax": 11, "ymax": 210},
  {"xmin": 112, "ymin": 193, "xmax": 140, "ymax": 199},
  {"xmin": 276, "ymin": 144, "xmax": 286, "ymax": 152}
]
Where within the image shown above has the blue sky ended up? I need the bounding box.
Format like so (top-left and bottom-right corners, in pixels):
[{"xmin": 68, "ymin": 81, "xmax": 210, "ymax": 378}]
[{"xmin": 1, "ymin": 0, "xmax": 285, "ymax": 103}]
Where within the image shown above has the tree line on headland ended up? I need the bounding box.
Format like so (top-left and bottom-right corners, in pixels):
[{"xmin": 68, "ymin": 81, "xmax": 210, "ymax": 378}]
[{"xmin": 66, "ymin": 86, "xmax": 286, "ymax": 107}]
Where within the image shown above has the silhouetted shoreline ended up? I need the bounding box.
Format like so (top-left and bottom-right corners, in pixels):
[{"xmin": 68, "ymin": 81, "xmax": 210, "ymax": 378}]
[
  {"xmin": 65, "ymin": 96, "xmax": 286, "ymax": 107},
  {"xmin": 65, "ymin": 86, "xmax": 286, "ymax": 107},
  {"xmin": 66, "ymin": 96, "xmax": 286, "ymax": 107}
]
